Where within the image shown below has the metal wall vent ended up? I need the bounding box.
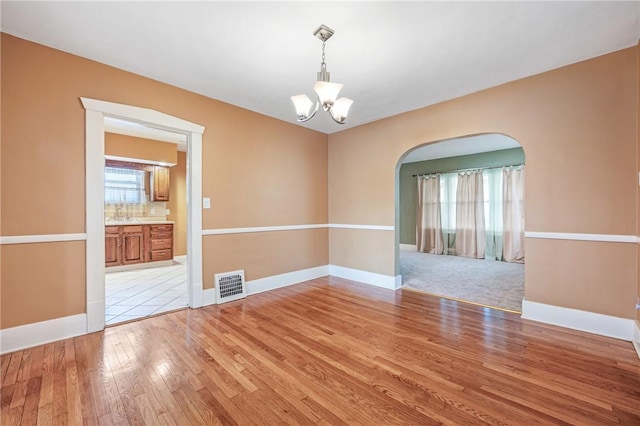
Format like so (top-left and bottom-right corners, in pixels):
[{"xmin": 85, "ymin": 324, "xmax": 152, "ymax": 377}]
[{"xmin": 215, "ymin": 270, "xmax": 246, "ymax": 304}]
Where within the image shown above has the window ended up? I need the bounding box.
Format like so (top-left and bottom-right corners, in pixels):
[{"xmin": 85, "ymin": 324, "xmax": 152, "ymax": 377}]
[
  {"xmin": 104, "ymin": 167, "xmax": 146, "ymax": 203},
  {"xmin": 439, "ymin": 172, "xmax": 458, "ymax": 253},
  {"xmin": 426, "ymin": 166, "xmax": 521, "ymax": 260},
  {"xmin": 483, "ymin": 168, "xmax": 503, "ymax": 234},
  {"xmin": 439, "ymin": 172, "xmax": 457, "ymax": 233}
]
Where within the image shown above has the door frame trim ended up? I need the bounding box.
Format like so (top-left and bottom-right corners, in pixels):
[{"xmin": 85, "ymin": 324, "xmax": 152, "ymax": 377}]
[{"xmin": 82, "ymin": 97, "xmax": 205, "ymax": 332}]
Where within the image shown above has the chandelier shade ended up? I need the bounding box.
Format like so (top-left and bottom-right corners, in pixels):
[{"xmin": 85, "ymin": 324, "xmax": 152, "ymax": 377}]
[
  {"xmin": 313, "ymin": 81, "xmax": 343, "ymax": 110},
  {"xmin": 291, "ymin": 25, "xmax": 353, "ymax": 124},
  {"xmin": 329, "ymin": 97, "xmax": 354, "ymax": 123},
  {"xmin": 290, "ymin": 95, "xmax": 318, "ymax": 121}
]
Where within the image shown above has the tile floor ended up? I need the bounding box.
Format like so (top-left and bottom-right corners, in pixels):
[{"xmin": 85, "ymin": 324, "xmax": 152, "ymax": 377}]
[{"xmin": 105, "ymin": 256, "xmax": 188, "ymax": 326}]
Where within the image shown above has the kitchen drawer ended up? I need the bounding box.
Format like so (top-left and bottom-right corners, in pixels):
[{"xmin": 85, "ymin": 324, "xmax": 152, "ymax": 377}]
[
  {"xmin": 150, "ymin": 231, "xmax": 172, "ymax": 239},
  {"xmin": 122, "ymin": 225, "xmax": 144, "ymax": 233},
  {"xmin": 149, "ymin": 238, "xmax": 172, "ymax": 250},
  {"xmin": 150, "ymin": 225, "xmax": 173, "ymax": 233},
  {"xmin": 105, "ymin": 226, "xmax": 120, "ymax": 234},
  {"xmin": 149, "ymin": 249, "xmax": 172, "ymax": 261}
]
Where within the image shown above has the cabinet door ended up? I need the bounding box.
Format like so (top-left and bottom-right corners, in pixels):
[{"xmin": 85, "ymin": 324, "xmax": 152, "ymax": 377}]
[
  {"xmin": 152, "ymin": 166, "xmax": 170, "ymax": 201},
  {"xmin": 122, "ymin": 232, "xmax": 145, "ymax": 264},
  {"xmin": 105, "ymin": 231, "xmax": 121, "ymax": 267}
]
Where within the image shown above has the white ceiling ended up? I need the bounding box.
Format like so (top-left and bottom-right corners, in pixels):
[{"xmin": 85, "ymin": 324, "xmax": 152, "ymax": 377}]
[{"xmin": 1, "ymin": 2, "xmax": 639, "ymax": 136}]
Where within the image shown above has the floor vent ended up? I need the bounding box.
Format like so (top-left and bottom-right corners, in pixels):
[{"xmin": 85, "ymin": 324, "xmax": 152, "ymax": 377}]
[{"xmin": 215, "ymin": 270, "xmax": 246, "ymax": 304}]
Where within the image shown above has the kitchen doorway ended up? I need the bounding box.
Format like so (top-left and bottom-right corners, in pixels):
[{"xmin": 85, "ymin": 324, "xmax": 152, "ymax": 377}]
[
  {"xmin": 102, "ymin": 124, "xmax": 190, "ymax": 325},
  {"xmin": 82, "ymin": 97, "xmax": 205, "ymax": 333}
]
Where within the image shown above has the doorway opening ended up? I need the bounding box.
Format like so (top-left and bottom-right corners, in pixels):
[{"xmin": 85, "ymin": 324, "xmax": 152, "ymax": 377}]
[
  {"xmin": 396, "ymin": 134, "xmax": 525, "ymax": 312},
  {"xmin": 82, "ymin": 97, "xmax": 205, "ymax": 333},
  {"xmin": 102, "ymin": 121, "xmax": 189, "ymax": 325}
]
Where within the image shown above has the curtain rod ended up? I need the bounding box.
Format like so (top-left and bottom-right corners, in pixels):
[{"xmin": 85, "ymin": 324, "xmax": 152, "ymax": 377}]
[{"xmin": 412, "ymin": 163, "xmax": 524, "ymax": 178}]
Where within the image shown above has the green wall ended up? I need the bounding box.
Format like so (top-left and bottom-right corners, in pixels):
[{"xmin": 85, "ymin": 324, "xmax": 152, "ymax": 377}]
[{"xmin": 399, "ymin": 147, "xmax": 525, "ymax": 244}]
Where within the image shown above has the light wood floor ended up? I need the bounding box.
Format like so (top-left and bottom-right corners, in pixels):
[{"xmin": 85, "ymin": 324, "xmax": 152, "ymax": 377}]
[{"xmin": 2, "ymin": 276, "xmax": 639, "ymax": 425}]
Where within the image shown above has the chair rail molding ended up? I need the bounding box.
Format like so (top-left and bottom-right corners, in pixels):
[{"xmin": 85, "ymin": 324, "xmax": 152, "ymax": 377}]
[
  {"xmin": 0, "ymin": 233, "xmax": 87, "ymax": 244},
  {"xmin": 525, "ymin": 231, "xmax": 638, "ymax": 243}
]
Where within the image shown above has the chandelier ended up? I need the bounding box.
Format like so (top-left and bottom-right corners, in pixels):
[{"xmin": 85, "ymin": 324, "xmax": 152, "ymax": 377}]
[{"xmin": 291, "ymin": 25, "xmax": 353, "ymax": 124}]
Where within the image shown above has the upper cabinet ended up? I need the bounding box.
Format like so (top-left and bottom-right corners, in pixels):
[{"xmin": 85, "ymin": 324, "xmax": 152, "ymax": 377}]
[{"xmin": 151, "ymin": 165, "xmax": 170, "ymax": 201}]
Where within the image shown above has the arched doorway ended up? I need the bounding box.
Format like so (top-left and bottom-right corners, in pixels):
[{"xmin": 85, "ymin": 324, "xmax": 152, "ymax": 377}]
[{"xmin": 396, "ymin": 134, "xmax": 525, "ymax": 312}]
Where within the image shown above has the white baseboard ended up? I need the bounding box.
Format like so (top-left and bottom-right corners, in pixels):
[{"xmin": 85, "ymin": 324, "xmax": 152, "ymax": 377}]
[
  {"xmin": 205, "ymin": 264, "xmax": 400, "ymax": 305},
  {"xmin": 246, "ymin": 265, "xmax": 329, "ymax": 295},
  {"xmin": 0, "ymin": 314, "xmax": 87, "ymax": 355},
  {"xmin": 329, "ymin": 265, "xmax": 402, "ymax": 290},
  {"xmin": 203, "ymin": 265, "xmax": 330, "ymax": 305},
  {"xmin": 203, "ymin": 288, "xmax": 217, "ymax": 306},
  {"xmin": 521, "ymin": 300, "xmax": 635, "ymax": 341},
  {"xmin": 399, "ymin": 244, "xmax": 417, "ymax": 250}
]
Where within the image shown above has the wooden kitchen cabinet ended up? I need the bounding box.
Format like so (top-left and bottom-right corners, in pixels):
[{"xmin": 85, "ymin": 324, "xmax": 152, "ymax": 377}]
[
  {"xmin": 121, "ymin": 226, "xmax": 145, "ymax": 265},
  {"xmin": 105, "ymin": 226, "xmax": 121, "ymax": 267},
  {"xmin": 151, "ymin": 165, "xmax": 170, "ymax": 201},
  {"xmin": 145, "ymin": 224, "xmax": 174, "ymax": 262},
  {"xmin": 106, "ymin": 224, "xmax": 155, "ymax": 267}
]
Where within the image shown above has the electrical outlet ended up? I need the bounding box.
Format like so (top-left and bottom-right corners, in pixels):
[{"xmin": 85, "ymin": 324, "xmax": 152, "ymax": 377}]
[
  {"xmin": 166, "ymin": 209, "xmax": 170, "ymax": 215},
  {"xmin": 150, "ymin": 208, "xmax": 156, "ymax": 215}
]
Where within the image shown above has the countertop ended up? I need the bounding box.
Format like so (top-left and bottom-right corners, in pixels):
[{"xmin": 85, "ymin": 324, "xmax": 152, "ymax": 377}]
[{"xmin": 105, "ymin": 220, "xmax": 175, "ymax": 226}]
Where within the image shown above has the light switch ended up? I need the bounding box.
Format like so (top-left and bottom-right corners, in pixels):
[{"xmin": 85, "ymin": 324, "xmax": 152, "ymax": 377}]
[
  {"xmin": 203, "ymin": 197, "xmax": 211, "ymax": 209},
  {"xmin": 165, "ymin": 209, "xmax": 170, "ymax": 215}
]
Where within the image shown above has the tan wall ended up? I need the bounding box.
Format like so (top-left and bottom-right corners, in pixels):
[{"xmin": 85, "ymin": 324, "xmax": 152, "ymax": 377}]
[
  {"xmin": 1, "ymin": 242, "xmax": 86, "ymax": 329},
  {"xmin": 329, "ymin": 228, "xmax": 394, "ymax": 275},
  {"xmin": 206, "ymin": 117, "xmax": 328, "ymax": 229},
  {"xmin": 328, "ymin": 47, "xmax": 638, "ymax": 319},
  {"xmin": 637, "ymin": 40, "xmax": 640, "ymax": 324},
  {"xmin": 1, "ymin": 34, "xmax": 328, "ymax": 328},
  {"xmin": 526, "ymin": 239, "xmax": 636, "ymax": 318},
  {"xmin": 203, "ymin": 229, "xmax": 328, "ymax": 284},
  {"xmin": 168, "ymin": 151, "xmax": 187, "ymax": 256},
  {"xmin": 2, "ymin": 32, "xmax": 636, "ymax": 329},
  {"xmin": 105, "ymin": 133, "xmax": 178, "ymax": 165}
]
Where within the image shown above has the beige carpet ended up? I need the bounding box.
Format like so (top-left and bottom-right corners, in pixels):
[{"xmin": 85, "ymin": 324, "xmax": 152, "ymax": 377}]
[{"xmin": 400, "ymin": 246, "xmax": 524, "ymax": 312}]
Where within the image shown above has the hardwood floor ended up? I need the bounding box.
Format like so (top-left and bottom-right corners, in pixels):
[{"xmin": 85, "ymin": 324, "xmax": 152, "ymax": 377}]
[{"xmin": 2, "ymin": 276, "xmax": 639, "ymax": 425}]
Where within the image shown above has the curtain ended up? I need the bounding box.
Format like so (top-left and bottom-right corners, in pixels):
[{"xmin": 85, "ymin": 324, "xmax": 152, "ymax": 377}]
[
  {"xmin": 104, "ymin": 167, "xmax": 146, "ymax": 204},
  {"xmin": 455, "ymin": 171, "xmax": 485, "ymax": 258},
  {"xmin": 416, "ymin": 175, "xmax": 444, "ymax": 254},
  {"xmin": 503, "ymin": 166, "xmax": 525, "ymax": 263},
  {"xmin": 484, "ymin": 168, "xmax": 503, "ymax": 260}
]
